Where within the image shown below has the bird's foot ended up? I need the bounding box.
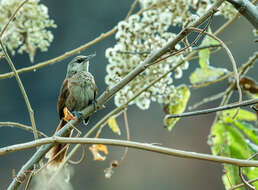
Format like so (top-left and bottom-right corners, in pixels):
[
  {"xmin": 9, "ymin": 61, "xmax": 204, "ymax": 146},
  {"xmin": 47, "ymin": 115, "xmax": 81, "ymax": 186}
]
[
  {"xmin": 63, "ymin": 107, "xmax": 76, "ymax": 122},
  {"xmin": 72, "ymin": 111, "xmax": 83, "ymax": 120},
  {"xmin": 92, "ymin": 99, "xmax": 98, "ymax": 110}
]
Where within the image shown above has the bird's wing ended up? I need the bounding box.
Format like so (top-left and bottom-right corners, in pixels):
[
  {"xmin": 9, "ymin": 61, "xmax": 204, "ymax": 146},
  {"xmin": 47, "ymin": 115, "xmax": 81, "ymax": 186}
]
[{"xmin": 57, "ymin": 78, "xmax": 70, "ymax": 119}]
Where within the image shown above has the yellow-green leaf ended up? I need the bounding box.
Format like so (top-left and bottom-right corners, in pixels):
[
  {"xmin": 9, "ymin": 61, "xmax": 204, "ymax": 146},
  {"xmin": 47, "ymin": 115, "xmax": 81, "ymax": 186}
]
[
  {"xmin": 222, "ymin": 108, "xmax": 257, "ymax": 123},
  {"xmin": 189, "ymin": 66, "xmax": 227, "ymax": 85},
  {"xmin": 163, "ymin": 85, "xmax": 191, "ymax": 131},
  {"xmin": 108, "ymin": 117, "xmax": 121, "ymax": 135}
]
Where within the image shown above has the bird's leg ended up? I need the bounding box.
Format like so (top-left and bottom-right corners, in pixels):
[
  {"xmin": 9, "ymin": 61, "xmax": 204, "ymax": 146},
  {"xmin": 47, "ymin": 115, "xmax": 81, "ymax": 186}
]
[{"xmin": 63, "ymin": 107, "xmax": 76, "ymax": 122}]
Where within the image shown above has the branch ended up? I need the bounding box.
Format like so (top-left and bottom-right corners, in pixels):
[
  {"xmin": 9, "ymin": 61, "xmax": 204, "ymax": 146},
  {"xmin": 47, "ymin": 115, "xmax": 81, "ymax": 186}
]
[
  {"xmin": 1, "ymin": 137, "xmax": 258, "ymax": 167},
  {"xmin": 7, "ymin": 1, "xmax": 226, "ymax": 189},
  {"xmin": 0, "ymin": 0, "xmax": 139, "ymax": 80},
  {"xmin": 0, "ymin": 122, "xmax": 47, "ymax": 138},
  {"xmin": 226, "ymin": 0, "xmax": 258, "ymax": 29},
  {"xmin": 188, "ymin": 27, "xmax": 242, "ymax": 106},
  {"xmin": 0, "ymin": 41, "xmax": 38, "ymax": 142},
  {"xmin": 166, "ymin": 98, "xmax": 258, "ymax": 119},
  {"xmin": 230, "ymin": 178, "xmax": 258, "ymax": 190}
]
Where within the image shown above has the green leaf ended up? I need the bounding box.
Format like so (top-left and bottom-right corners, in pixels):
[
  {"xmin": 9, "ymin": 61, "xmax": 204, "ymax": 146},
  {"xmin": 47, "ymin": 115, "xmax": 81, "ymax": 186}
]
[
  {"xmin": 210, "ymin": 121, "xmax": 257, "ymax": 189},
  {"xmin": 221, "ymin": 108, "xmax": 257, "ymax": 123},
  {"xmin": 234, "ymin": 121, "xmax": 258, "ymax": 144},
  {"xmin": 189, "ymin": 66, "xmax": 227, "ymax": 85},
  {"xmin": 163, "ymin": 85, "xmax": 191, "ymax": 131},
  {"xmin": 199, "ymin": 46, "xmax": 210, "ymax": 69}
]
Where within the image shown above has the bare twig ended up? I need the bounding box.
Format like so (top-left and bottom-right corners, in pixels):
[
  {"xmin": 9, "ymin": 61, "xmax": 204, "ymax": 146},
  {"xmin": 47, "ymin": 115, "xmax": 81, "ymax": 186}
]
[
  {"xmin": 0, "ymin": 41, "xmax": 38, "ymax": 142},
  {"xmin": 230, "ymin": 178, "xmax": 258, "ymax": 190},
  {"xmin": 7, "ymin": 1, "xmax": 226, "ymax": 189},
  {"xmin": 0, "ymin": 0, "xmax": 139, "ymax": 81},
  {"xmin": 1, "ymin": 137, "xmax": 258, "ymax": 167},
  {"xmin": 125, "ymin": 0, "xmax": 139, "ymax": 20},
  {"xmin": 188, "ymin": 27, "xmax": 242, "ymax": 107},
  {"xmin": 166, "ymin": 98, "xmax": 258, "ymax": 119},
  {"xmin": 0, "ymin": 122, "xmax": 47, "ymax": 138},
  {"xmin": 238, "ymin": 166, "xmax": 256, "ymax": 190}
]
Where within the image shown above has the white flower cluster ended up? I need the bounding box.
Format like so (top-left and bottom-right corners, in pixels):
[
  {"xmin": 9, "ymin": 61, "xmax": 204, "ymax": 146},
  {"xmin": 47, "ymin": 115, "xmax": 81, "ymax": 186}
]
[
  {"xmin": 0, "ymin": 0, "xmax": 56, "ymax": 62},
  {"xmin": 105, "ymin": 0, "xmax": 240, "ymax": 109}
]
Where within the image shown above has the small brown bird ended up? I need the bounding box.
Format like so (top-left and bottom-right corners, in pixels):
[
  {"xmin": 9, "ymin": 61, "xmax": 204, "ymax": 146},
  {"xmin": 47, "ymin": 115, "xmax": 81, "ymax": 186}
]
[{"xmin": 46, "ymin": 54, "xmax": 97, "ymax": 167}]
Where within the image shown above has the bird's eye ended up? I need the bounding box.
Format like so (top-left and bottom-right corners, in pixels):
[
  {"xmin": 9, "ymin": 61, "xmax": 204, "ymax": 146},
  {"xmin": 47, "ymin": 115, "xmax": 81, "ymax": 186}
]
[{"xmin": 76, "ymin": 57, "xmax": 86, "ymax": 63}]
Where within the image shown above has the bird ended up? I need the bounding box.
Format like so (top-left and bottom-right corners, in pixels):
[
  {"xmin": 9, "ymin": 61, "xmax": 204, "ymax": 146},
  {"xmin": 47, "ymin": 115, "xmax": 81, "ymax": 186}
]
[{"xmin": 46, "ymin": 54, "xmax": 97, "ymax": 167}]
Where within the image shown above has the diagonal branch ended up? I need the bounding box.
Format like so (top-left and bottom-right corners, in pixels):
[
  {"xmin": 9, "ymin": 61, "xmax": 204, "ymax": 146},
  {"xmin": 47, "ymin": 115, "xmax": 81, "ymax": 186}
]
[
  {"xmin": 1, "ymin": 137, "xmax": 258, "ymax": 167},
  {"xmin": 7, "ymin": 1, "xmax": 226, "ymax": 189},
  {"xmin": 226, "ymin": 0, "xmax": 258, "ymax": 29}
]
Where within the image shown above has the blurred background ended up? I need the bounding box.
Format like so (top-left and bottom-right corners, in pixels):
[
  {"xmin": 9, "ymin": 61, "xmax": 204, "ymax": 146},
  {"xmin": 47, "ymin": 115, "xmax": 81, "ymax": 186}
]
[{"xmin": 0, "ymin": 0, "xmax": 257, "ymax": 189}]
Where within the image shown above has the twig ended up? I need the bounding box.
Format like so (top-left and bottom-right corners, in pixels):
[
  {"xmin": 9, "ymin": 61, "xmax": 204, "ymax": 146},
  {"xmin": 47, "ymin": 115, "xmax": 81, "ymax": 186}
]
[
  {"xmin": 238, "ymin": 166, "xmax": 256, "ymax": 190},
  {"xmin": 0, "ymin": 0, "xmax": 28, "ymax": 38},
  {"xmin": 119, "ymin": 110, "xmax": 130, "ymax": 165},
  {"xmin": 188, "ymin": 27, "xmax": 242, "ymax": 108},
  {"xmin": 0, "ymin": 41, "xmax": 38, "ymax": 142},
  {"xmin": 188, "ymin": 91, "xmax": 225, "ymax": 110},
  {"xmin": 1, "ymin": 137, "xmax": 258, "ymax": 167},
  {"xmin": 0, "ymin": 0, "xmax": 139, "ymax": 81},
  {"xmin": 125, "ymin": 0, "xmax": 139, "ymax": 21},
  {"xmin": 7, "ymin": 1, "xmax": 226, "ymax": 189},
  {"xmin": 0, "ymin": 26, "xmax": 117, "ymax": 80},
  {"xmin": 166, "ymin": 98, "xmax": 258, "ymax": 119},
  {"xmin": 230, "ymin": 178, "xmax": 258, "ymax": 190},
  {"xmin": 0, "ymin": 122, "xmax": 47, "ymax": 138}
]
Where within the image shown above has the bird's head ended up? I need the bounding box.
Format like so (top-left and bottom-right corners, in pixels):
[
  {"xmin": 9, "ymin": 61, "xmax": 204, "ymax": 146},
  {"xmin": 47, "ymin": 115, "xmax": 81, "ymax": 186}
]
[{"xmin": 66, "ymin": 54, "xmax": 96, "ymax": 77}]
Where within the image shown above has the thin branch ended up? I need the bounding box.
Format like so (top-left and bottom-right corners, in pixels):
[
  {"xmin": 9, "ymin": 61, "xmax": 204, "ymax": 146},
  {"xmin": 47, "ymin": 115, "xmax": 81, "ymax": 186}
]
[
  {"xmin": 0, "ymin": 0, "xmax": 139, "ymax": 81},
  {"xmin": 1, "ymin": 137, "xmax": 258, "ymax": 167},
  {"xmin": 238, "ymin": 166, "xmax": 256, "ymax": 189},
  {"xmin": 226, "ymin": 0, "xmax": 258, "ymax": 29},
  {"xmin": 0, "ymin": 122, "xmax": 47, "ymax": 138},
  {"xmin": 188, "ymin": 91, "xmax": 225, "ymax": 110},
  {"xmin": 0, "ymin": 41, "xmax": 38, "ymax": 142},
  {"xmin": 7, "ymin": 1, "xmax": 226, "ymax": 189},
  {"xmin": 0, "ymin": 26, "xmax": 117, "ymax": 80},
  {"xmin": 166, "ymin": 98, "xmax": 258, "ymax": 119},
  {"xmin": 230, "ymin": 178, "xmax": 258, "ymax": 190},
  {"xmin": 0, "ymin": 0, "xmax": 28, "ymax": 38},
  {"xmin": 188, "ymin": 27, "xmax": 242, "ymax": 107},
  {"xmin": 125, "ymin": 0, "xmax": 139, "ymax": 21}
]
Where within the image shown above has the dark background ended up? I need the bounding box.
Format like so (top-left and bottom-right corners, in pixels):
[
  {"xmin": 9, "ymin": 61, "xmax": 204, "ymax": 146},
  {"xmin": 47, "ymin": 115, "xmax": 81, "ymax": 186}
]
[{"xmin": 0, "ymin": 1, "xmax": 257, "ymax": 189}]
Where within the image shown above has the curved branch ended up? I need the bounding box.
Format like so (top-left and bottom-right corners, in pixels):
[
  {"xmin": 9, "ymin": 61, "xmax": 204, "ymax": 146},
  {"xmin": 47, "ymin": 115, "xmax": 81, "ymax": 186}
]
[{"xmin": 1, "ymin": 137, "xmax": 258, "ymax": 167}]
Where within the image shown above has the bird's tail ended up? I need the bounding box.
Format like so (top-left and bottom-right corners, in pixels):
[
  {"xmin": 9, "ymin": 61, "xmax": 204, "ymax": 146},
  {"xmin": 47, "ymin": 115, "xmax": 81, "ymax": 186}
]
[{"xmin": 46, "ymin": 119, "xmax": 72, "ymax": 168}]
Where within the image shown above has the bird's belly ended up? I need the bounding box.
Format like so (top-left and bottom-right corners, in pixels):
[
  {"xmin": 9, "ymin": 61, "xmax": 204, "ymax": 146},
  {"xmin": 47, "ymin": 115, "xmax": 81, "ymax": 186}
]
[{"xmin": 70, "ymin": 85, "xmax": 94, "ymax": 111}]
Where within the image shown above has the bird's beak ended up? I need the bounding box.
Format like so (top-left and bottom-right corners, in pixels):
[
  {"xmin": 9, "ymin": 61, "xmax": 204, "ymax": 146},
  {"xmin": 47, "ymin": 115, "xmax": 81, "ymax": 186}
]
[{"xmin": 85, "ymin": 53, "xmax": 96, "ymax": 61}]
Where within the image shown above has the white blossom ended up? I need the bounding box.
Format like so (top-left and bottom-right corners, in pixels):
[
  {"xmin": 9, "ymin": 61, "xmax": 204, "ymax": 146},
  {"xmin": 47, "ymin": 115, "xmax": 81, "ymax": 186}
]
[{"xmin": 0, "ymin": 0, "xmax": 56, "ymax": 62}]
